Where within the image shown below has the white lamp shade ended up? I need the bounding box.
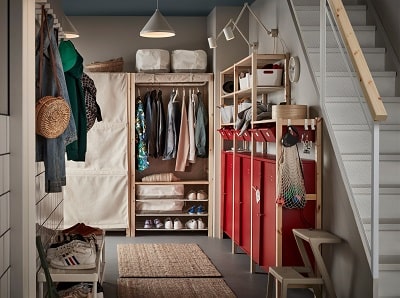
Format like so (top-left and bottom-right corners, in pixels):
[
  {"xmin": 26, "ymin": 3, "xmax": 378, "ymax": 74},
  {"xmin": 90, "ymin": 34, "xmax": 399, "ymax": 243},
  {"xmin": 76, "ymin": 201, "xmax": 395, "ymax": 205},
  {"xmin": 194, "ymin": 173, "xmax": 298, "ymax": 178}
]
[
  {"xmin": 223, "ymin": 26, "xmax": 235, "ymax": 41},
  {"xmin": 140, "ymin": 9, "xmax": 175, "ymax": 38},
  {"xmin": 208, "ymin": 37, "xmax": 217, "ymax": 48}
]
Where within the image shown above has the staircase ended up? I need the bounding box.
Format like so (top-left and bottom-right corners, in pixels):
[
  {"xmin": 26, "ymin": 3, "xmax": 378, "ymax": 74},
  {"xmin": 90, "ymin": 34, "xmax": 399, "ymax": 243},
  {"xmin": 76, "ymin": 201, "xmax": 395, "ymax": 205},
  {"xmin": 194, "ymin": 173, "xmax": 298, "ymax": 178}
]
[{"xmin": 291, "ymin": 0, "xmax": 400, "ymax": 296}]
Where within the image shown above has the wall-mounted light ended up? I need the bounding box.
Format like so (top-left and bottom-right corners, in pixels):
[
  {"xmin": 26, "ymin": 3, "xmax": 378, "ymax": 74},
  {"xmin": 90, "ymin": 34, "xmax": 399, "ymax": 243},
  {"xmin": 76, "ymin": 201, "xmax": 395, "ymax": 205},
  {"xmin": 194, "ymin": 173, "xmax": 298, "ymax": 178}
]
[
  {"xmin": 62, "ymin": 16, "xmax": 79, "ymax": 39},
  {"xmin": 208, "ymin": 2, "xmax": 278, "ymax": 49},
  {"xmin": 140, "ymin": 0, "xmax": 175, "ymax": 38}
]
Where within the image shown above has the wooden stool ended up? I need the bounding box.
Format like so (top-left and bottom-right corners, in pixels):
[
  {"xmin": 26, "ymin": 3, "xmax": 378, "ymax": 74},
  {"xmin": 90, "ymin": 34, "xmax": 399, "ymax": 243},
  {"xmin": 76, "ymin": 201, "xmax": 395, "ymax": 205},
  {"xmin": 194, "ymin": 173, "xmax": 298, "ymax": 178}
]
[{"xmin": 266, "ymin": 266, "xmax": 323, "ymax": 298}]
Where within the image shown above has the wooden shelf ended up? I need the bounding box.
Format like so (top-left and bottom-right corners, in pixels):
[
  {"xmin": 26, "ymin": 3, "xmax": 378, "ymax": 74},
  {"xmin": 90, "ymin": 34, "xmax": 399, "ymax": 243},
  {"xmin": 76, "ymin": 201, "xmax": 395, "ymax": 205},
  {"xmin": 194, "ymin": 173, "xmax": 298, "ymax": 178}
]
[{"xmin": 135, "ymin": 180, "xmax": 209, "ymax": 185}]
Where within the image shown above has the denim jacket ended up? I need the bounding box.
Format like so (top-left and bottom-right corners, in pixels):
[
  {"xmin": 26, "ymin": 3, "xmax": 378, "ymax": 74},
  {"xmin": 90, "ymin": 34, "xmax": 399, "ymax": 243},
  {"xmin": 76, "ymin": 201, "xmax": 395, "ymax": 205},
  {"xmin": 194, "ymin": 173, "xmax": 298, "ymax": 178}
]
[{"xmin": 35, "ymin": 14, "xmax": 77, "ymax": 192}]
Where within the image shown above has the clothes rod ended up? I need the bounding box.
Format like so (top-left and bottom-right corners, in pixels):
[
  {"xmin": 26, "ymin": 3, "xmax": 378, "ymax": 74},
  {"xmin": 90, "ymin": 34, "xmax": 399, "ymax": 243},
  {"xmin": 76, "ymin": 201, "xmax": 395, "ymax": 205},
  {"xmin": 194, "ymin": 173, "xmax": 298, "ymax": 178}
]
[{"xmin": 135, "ymin": 82, "xmax": 208, "ymax": 87}]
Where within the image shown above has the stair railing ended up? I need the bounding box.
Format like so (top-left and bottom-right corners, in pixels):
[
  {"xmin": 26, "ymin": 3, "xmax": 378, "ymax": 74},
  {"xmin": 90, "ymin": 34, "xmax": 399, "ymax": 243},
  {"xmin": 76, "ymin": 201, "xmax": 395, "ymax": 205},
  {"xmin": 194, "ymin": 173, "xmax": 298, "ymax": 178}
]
[{"xmin": 322, "ymin": 0, "xmax": 387, "ymax": 282}]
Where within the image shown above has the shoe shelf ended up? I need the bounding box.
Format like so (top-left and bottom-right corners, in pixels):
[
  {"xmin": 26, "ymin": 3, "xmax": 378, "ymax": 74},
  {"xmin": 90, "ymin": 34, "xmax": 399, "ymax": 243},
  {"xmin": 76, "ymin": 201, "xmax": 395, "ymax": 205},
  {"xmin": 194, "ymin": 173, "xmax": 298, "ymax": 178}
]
[
  {"xmin": 37, "ymin": 232, "xmax": 105, "ymax": 298},
  {"xmin": 135, "ymin": 228, "xmax": 208, "ymax": 231},
  {"xmin": 135, "ymin": 180, "xmax": 209, "ymax": 185},
  {"xmin": 136, "ymin": 213, "xmax": 209, "ymax": 217}
]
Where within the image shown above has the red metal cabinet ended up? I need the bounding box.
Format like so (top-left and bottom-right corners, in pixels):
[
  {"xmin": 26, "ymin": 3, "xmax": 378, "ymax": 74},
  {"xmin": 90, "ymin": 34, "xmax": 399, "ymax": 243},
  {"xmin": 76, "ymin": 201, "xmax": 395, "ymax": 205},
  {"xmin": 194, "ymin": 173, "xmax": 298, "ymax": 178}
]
[
  {"xmin": 222, "ymin": 152, "xmax": 234, "ymax": 238},
  {"xmin": 237, "ymin": 155, "xmax": 252, "ymax": 254}
]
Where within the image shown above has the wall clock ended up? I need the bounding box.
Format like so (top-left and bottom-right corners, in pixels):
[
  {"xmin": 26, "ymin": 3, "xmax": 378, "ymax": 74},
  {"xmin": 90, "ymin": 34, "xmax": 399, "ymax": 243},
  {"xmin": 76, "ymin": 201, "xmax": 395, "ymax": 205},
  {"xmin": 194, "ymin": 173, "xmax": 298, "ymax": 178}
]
[{"xmin": 289, "ymin": 56, "xmax": 300, "ymax": 83}]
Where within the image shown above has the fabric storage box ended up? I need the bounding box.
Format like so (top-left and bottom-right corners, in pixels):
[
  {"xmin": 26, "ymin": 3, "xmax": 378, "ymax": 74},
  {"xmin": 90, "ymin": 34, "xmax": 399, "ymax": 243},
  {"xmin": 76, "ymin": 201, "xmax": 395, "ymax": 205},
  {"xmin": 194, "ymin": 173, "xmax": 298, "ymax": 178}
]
[
  {"xmin": 171, "ymin": 50, "xmax": 207, "ymax": 73},
  {"xmin": 136, "ymin": 201, "xmax": 184, "ymax": 212},
  {"xmin": 219, "ymin": 105, "xmax": 234, "ymax": 124},
  {"xmin": 135, "ymin": 49, "xmax": 170, "ymax": 73},
  {"xmin": 136, "ymin": 184, "xmax": 184, "ymax": 199}
]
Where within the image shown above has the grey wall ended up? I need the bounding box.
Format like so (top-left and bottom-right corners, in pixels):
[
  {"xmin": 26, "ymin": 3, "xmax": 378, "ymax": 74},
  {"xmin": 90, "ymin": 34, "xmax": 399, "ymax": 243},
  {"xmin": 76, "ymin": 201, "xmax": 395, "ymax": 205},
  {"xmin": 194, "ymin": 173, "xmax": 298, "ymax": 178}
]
[{"xmin": 69, "ymin": 16, "xmax": 209, "ymax": 73}]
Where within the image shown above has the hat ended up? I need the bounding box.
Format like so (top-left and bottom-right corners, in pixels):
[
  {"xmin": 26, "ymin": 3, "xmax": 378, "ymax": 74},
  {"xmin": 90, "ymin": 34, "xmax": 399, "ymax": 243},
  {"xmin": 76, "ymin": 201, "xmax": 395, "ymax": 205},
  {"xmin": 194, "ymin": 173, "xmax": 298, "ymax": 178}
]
[{"xmin": 223, "ymin": 81, "xmax": 234, "ymax": 94}]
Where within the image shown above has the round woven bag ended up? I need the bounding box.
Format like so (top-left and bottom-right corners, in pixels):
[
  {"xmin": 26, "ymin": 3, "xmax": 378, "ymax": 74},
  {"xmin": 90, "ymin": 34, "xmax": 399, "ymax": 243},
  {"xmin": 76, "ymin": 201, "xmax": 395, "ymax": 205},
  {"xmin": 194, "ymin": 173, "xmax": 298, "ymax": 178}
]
[{"xmin": 36, "ymin": 96, "xmax": 71, "ymax": 138}]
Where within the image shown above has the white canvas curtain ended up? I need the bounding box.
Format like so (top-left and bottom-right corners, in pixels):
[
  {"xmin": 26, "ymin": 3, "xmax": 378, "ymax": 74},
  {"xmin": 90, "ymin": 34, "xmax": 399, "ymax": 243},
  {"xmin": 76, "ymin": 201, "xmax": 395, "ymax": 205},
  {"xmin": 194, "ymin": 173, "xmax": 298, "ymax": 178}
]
[{"xmin": 63, "ymin": 72, "xmax": 128, "ymax": 229}]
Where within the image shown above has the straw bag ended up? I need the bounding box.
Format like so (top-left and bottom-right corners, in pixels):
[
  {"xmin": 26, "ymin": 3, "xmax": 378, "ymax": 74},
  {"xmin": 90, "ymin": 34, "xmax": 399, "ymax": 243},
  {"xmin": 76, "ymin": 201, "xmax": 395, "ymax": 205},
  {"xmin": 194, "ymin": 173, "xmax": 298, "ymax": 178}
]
[
  {"xmin": 276, "ymin": 126, "xmax": 307, "ymax": 209},
  {"xmin": 36, "ymin": 6, "xmax": 71, "ymax": 139}
]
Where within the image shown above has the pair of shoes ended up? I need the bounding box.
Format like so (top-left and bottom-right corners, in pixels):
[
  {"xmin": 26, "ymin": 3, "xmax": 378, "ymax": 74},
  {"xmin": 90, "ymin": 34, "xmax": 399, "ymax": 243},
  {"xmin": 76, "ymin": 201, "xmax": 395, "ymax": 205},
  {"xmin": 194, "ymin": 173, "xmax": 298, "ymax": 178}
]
[
  {"xmin": 165, "ymin": 217, "xmax": 173, "ymax": 229},
  {"xmin": 47, "ymin": 238, "xmax": 93, "ymax": 261},
  {"xmin": 58, "ymin": 283, "xmax": 91, "ymax": 298},
  {"xmin": 49, "ymin": 239, "xmax": 97, "ymax": 270},
  {"xmin": 187, "ymin": 205, "xmax": 206, "ymax": 215},
  {"xmin": 186, "ymin": 190, "xmax": 208, "ymax": 200},
  {"xmin": 185, "ymin": 218, "xmax": 206, "ymax": 229},
  {"xmin": 144, "ymin": 219, "xmax": 164, "ymax": 229}
]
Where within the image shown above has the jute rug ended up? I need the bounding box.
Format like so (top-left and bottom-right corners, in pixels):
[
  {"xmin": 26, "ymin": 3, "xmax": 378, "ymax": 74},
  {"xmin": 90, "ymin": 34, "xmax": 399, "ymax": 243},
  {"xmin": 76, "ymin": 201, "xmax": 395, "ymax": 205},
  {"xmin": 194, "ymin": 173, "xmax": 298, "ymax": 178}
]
[
  {"xmin": 117, "ymin": 277, "xmax": 236, "ymax": 298},
  {"xmin": 117, "ymin": 243, "xmax": 221, "ymax": 278}
]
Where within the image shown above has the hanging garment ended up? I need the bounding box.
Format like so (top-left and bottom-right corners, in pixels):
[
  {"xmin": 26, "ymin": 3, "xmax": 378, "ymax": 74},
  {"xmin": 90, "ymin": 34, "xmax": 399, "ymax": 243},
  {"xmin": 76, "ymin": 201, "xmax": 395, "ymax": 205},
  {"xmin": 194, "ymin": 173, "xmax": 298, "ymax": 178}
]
[
  {"xmin": 59, "ymin": 40, "xmax": 87, "ymax": 161},
  {"xmin": 194, "ymin": 92, "xmax": 208, "ymax": 158},
  {"xmin": 35, "ymin": 13, "xmax": 77, "ymax": 193},
  {"xmin": 163, "ymin": 90, "xmax": 181, "ymax": 160},
  {"xmin": 187, "ymin": 92, "xmax": 196, "ymax": 163},
  {"xmin": 175, "ymin": 92, "xmax": 190, "ymax": 171},
  {"xmin": 81, "ymin": 72, "xmax": 102, "ymax": 131},
  {"xmin": 135, "ymin": 96, "xmax": 149, "ymax": 171},
  {"xmin": 156, "ymin": 90, "xmax": 166, "ymax": 157},
  {"xmin": 144, "ymin": 90, "xmax": 158, "ymax": 157}
]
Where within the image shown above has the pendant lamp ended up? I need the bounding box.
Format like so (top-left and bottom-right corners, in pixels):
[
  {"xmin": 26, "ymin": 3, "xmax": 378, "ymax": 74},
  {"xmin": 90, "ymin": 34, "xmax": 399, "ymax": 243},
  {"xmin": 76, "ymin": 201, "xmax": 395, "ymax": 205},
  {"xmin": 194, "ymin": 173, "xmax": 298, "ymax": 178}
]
[{"xmin": 140, "ymin": 0, "xmax": 175, "ymax": 38}]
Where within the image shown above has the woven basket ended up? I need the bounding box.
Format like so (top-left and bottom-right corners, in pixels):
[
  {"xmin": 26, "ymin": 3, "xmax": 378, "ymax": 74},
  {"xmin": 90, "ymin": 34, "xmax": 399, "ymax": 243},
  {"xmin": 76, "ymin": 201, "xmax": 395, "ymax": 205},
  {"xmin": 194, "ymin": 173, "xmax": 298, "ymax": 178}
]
[
  {"xmin": 36, "ymin": 96, "xmax": 71, "ymax": 138},
  {"xmin": 85, "ymin": 57, "xmax": 124, "ymax": 72}
]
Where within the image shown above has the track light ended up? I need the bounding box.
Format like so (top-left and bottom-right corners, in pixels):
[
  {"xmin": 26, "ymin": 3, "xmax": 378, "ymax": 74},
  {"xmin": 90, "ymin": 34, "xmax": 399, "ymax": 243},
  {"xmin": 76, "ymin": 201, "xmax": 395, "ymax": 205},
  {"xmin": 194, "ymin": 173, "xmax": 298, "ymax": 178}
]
[{"xmin": 208, "ymin": 3, "xmax": 278, "ymax": 49}]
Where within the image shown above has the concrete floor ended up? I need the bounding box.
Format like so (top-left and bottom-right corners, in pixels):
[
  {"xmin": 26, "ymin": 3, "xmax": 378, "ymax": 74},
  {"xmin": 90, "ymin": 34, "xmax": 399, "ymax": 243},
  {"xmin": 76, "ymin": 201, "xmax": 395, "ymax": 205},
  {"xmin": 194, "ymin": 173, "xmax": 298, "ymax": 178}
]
[{"xmin": 101, "ymin": 231, "xmax": 314, "ymax": 298}]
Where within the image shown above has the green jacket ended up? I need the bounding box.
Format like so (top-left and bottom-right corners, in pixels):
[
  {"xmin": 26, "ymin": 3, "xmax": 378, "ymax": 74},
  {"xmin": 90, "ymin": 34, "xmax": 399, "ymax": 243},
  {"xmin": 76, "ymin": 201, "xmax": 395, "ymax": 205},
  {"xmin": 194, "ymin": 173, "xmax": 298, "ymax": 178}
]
[{"xmin": 59, "ymin": 40, "xmax": 87, "ymax": 161}]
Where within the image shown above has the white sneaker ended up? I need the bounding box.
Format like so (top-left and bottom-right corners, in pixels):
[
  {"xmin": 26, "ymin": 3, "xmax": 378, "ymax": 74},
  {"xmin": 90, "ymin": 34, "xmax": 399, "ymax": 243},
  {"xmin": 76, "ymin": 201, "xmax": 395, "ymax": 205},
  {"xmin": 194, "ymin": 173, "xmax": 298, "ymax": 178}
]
[
  {"xmin": 46, "ymin": 239, "xmax": 93, "ymax": 261},
  {"xmin": 173, "ymin": 218, "xmax": 183, "ymax": 230},
  {"xmin": 50, "ymin": 240, "xmax": 96, "ymax": 270},
  {"xmin": 153, "ymin": 218, "xmax": 163, "ymax": 229},
  {"xmin": 186, "ymin": 190, "xmax": 197, "ymax": 200},
  {"xmin": 185, "ymin": 219, "xmax": 198, "ymax": 229},
  {"xmin": 197, "ymin": 218, "xmax": 206, "ymax": 229},
  {"xmin": 164, "ymin": 217, "xmax": 173, "ymax": 230},
  {"xmin": 197, "ymin": 190, "xmax": 208, "ymax": 200}
]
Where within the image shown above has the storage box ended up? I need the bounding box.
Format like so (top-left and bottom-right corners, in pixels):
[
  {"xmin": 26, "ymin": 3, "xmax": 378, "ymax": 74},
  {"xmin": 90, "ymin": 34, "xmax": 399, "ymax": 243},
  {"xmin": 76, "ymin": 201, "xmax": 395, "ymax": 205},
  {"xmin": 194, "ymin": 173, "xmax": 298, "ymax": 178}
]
[
  {"xmin": 272, "ymin": 105, "xmax": 307, "ymax": 120},
  {"xmin": 239, "ymin": 69, "xmax": 283, "ymax": 89},
  {"xmin": 219, "ymin": 105, "xmax": 234, "ymax": 124},
  {"xmin": 171, "ymin": 50, "xmax": 207, "ymax": 73},
  {"xmin": 136, "ymin": 184, "xmax": 184, "ymax": 199},
  {"xmin": 135, "ymin": 49, "xmax": 170, "ymax": 73},
  {"xmin": 256, "ymin": 69, "xmax": 283, "ymax": 86}
]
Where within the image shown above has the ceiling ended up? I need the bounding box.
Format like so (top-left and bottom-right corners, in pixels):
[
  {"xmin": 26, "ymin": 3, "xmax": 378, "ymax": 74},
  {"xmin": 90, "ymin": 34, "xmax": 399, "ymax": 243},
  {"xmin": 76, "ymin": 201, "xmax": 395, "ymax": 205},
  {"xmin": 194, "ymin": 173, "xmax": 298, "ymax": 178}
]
[{"xmin": 61, "ymin": 0, "xmax": 256, "ymax": 17}]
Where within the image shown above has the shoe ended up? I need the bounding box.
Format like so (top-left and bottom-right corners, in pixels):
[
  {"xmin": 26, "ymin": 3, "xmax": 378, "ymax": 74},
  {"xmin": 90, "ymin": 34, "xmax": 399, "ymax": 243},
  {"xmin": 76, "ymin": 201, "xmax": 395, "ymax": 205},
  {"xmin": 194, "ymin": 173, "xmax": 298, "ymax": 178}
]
[
  {"xmin": 144, "ymin": 219, "xmax": 153, "ymax": 229},
  {"xmin": 50, "ymin": 240, "xmax": 96, "ymax": 270},
  {"xmin": 173, "ymin": 218, "xmax": 183, "ymax": 230},
  {"xmin": 153, "ymin": 218, "xmax": 164, "ymax": 229},
  {"xmin": 196, "ymin": 205, "xmax": 206, "ymax": 214},
  {"xmin": 185, "ymin": 219, "xmax": 198, "ymax": 229},
  {"xmin": 62, "ymin": 223, "xmax": 103, "ymax": 237},
  {"xmin": 197, "ymin": 190, "xmax": 208, "ymax": 200},
  {"xmin": 186, "ymin": 190, "xmax": 197, "ymax": 200},
  {"xmin": 47, "ymin": 239, "xmax": 93, "ymax": 261},
  {"xmin": 197, "ymin": 218, "xmax": 206, "ymax": 229},
  {"xmin": 187, "ymin": 206, "xmax": 197, "ymax": 214},
  {"xmin": 164, "ymin": 217, "xmax": 173, "ymax": 230}
]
